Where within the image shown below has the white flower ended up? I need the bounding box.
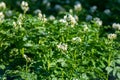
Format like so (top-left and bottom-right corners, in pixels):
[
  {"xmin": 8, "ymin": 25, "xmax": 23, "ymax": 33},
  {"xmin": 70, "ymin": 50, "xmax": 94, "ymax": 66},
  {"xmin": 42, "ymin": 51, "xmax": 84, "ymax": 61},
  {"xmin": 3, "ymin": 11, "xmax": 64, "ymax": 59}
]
[
  {"xmin": 42, "ymin": 14, "xmax": 47, "ymax": 22},
  {"xmin": 49, "ymin": 15, "xmax": 55, "ymax": 21},
  {"xmin": 83, "ymin": 24, "xmax": 88, "ymax": 31},
  {"xmin": 59, "ymin": 19, "xmax": 68, "ymax": 26},
  {"xmin": 86, "ymin": 15, "xmax": 92, "ymax": 21},
  {"xmin": 0, "ymin": 12, "xmax": 4, "ymax": 19},
  {"xmin": 38, "ymin": 12, "xmax": 47, "ymax": 22},
  {"xmin": 74, "ymin": 15, "xmax": 79, "ymax": 21},
  {"xmin": 104, "ymin": 9, "xmax": 111, "ymax": 15},
  {"xmin": 74, "ymin": 3, "xmax": 82, "ymax": 12},
  {"xmin": 0, "ymin": 12, "xmax": 4, "ymax": 23},
  {"xmin": 38, "ymin": 12, "xmax": 42, "ymax": 18},
  {"xmin": 68, "ymin": 14, "xmax": 77, "ymax": 27},
  {"xmin": 69, "ymin": 9, "xmax": 73, "ymax": 14},
  {"xmin": 59, "ymin": 19, "xmax": 67, "ymax": 23},
  {"xmin": 72, "ymin": 37, "xmax": 82, "ymax": 42},
  {"xmin": 0, "ymin": 2, "xmax": 6, "ymax": 10},
  {"xmin": 93, "ymin": 17, "xmax": 102, "ymax": 26},
  {"xmin": 13, "ymin": 21, "xmax": 17, "ymax": 27},
  {"xmin": 5, "ymin": 10, "xmax": 12, "ymax": 17},
  {"xmin": 18, "ymin": 14, "xmax": 23, "ymax": 20},
  {"xmin": 21, "ymin": 1, "xmax": 29, "ymax": 13},
  {"xmin": 60, "ymin": 14, "xmax": 77, "ymax": 27},
  {"xmin": 90, "ymin": 5, "xmax": 97, "ymax": 13},
  {"xmin": 57, "ymin": 43, "xmax": 68, "ymax": 51},
  {"xmin": 34, "ymin": 9, "xmax": 41, "ymax": 15},
  {"xmin": 107, "ymin": 33, "xmax": 117, "ymax": 40},
  {"xmin": 112, "ymin": 23, "xmax": 120, "ymax": 30}
]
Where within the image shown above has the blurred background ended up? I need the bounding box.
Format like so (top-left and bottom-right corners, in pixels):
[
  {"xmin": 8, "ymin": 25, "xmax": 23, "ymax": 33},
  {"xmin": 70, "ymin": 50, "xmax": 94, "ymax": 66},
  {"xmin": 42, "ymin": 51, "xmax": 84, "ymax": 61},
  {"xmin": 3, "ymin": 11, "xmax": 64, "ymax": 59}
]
[{"xmin": 1, "ymin": 0, "xmax": 120, "ymax": 25}]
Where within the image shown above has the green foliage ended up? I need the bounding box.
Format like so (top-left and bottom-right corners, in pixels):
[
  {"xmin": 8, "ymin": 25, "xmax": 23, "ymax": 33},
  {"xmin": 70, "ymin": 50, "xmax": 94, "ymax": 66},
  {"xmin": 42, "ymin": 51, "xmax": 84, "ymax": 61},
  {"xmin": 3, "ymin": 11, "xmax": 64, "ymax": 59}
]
[
  {"xmin": 0, "ymin": 0, "xmax": 120, "ymax": 80},
  {"xmin": 0, "ymin": 13, "xmax": 120, "ymax": 80}
]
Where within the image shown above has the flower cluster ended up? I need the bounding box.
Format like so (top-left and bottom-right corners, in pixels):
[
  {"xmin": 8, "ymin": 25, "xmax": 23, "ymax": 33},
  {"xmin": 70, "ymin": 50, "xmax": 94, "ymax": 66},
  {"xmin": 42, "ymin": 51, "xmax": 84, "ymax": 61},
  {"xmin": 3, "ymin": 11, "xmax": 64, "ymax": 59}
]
[
  {"xmin": 21, "ymin": 1, "xmax": 29, "ymax": 13},
  {"xmin": 93, "ymin": 17, "xmax": 102, "ymax": 26},
  {"xmin": 107, "ymin": 33, "xmax": 117, "ymax": 40},
  {"xmin": 38, "ymin": 12, "xmax": 47, "ymax": 22},
  {"xmin": 90, "ymin": 5, "xmax": 97, "ymax": 13},
  {"xmin": 13, "ymin": 14, "xmax": 23, "ymax": 28},
  {"xmin": 104, "ymin": 9, "xmax": 111, "ymax": 15},
  {"xmin": 5, "ymin": 10, "xmax": 13, "ymax": 17},
  {"xmin": 83, "ymin": 24, "xmax": 88, "ymax": 32},
  {"xmin": 74, "ymin": 3, "xmax": 82, "ymax": 12},
  {"xmin": 48, "ymin": 15, "xmax": 55, "ymax": 21},
  {"xmin": 86, "ymin": 15, "xmax": 92, "ymax": 21},
  {"xmin": 57, "ymin": 43, "xmax": 68, "ymax": 51},
  {"xmin": 34, "ymin": 9, "xmax": 41, "ymax": 15},
  {"xmin": 112, "ymin": 23, "xmax": 120, "ymax": 30},
  {"xmin": 59, "ymin": 14, "xmax": 77, "ymax": 27}
]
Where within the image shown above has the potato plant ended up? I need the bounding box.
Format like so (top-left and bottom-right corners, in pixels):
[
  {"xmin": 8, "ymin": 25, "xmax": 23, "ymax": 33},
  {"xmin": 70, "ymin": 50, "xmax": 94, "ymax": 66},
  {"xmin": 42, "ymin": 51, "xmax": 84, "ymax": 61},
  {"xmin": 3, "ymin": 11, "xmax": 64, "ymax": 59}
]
[{"xmin": 0, "ymin": 1, "xmax": 120, "ymax": 80}]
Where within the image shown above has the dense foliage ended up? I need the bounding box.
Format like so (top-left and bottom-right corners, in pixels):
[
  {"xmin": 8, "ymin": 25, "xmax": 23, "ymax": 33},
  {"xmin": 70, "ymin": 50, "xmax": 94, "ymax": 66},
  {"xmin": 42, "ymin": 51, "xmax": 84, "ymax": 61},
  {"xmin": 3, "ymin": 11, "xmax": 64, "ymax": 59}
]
[{"xmin": 0, "ymin": 0, "xmax": 120, "ymax": 80}]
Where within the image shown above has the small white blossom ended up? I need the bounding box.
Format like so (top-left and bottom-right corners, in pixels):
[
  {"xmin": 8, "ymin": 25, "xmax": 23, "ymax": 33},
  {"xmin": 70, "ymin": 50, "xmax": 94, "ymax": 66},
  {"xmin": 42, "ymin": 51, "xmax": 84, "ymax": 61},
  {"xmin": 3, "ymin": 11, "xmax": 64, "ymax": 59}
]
[
  {"xmin": 18, "ymin": 14, "xmax": 23, "ymax": 20},
  {"xmin": 38, "ymin": 12, "xmax": 42, "ymax": 19},
  {"xmin": 5, "ymin": 10, "xmax": 12, "ymax": 17},
  {"xmin": 104, "ymin": 9, "xmax": 111, "ymax": 15},
  {"xmin": 60, "ymin": 14, "xmax": 77, "ymax": 27},
  {"xmin": 73, "ymin": 79, "xmax": 79, "ymax": 80},
  {"xmin": 74, "ymin": 3, "xmax": 82, "ymax": 12},
  {"xmin": 0, "ymin": 12, "xmax": 4, "ymax": 23},
  {"xmin": 59, "ymin": 19, "xmax": 66, "ymax": 23},
  {"xmin": 69, "ymin": 9, "xmax": 73, "ymax": 14},
  {"xmin": 23, "ymin": 54, "xmax": 31, "ymax": 62},
  {"xmin": 0, "ymin": 2, "xmax": 6, "ymax": 10},
  {"xmin": 46, "ymin": 2, "xmax": 51, "ymax": 8},
  {"xmin": 42, "ymin": 0, "xmax": 51, "ymax": 8},
  {"xmin": 34, "ymin": 9, "xmax": 41, "ymax": 15},
  {"xmin": 93, "ymin": 17, "xmax": 102, "ymax": 26},
  {"xmin": 38, "ymin": 12, "xmax": 47, "ymax": 22},
  {"xmin": 67, "ymin": 14, "xmax": 77, "ymax": 27},
  {"xmin": 13, "ymin": 21, "xmax": 17, "ymax": 27},
  {"xmin": 57, "ymin": 43, "xmax": 68, "ymax": 51},
  {"xmin": 107, "ymin": 33, "xmax": 117, "ymax": 40},
  {"xmin": 21, "ymin": 1, "xmax": 29, "ymax": 13},
  {"xmin": 49, "ymin": 15, "xmax": 55, "ymax": 21},
  {"xmin": 90, "ymin": 5, "xmax": 97, "ymax": 13},
  {"xmin": 74, "ymin": 15, "xmax": 79, "ymax": 21},
  {"xmin": 42, "ymin": 14, "xmax": 47, "ymax": 22},
  {"xmin": 86, "ymin": 15, "xmax": 92, "ymax": 21},
  {"xmin": 112, "ymin": 23, "xmax": 120, "ymax": 30},
  {"xmin": 83, "ymin": 24, "xmax": 88, "ymax": 31},
  {"xmin": 72, "ymin": 37, "xmax": 82, "ymax": 42},
  {"xmin": 18, "ymin": 20, "xmax": 22, "ymax": 26}
]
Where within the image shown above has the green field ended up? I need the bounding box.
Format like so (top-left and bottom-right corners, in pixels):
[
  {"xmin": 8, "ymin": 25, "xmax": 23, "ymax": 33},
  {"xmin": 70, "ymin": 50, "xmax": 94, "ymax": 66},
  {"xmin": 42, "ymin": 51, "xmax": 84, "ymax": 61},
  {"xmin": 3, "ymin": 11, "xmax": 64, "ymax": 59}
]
[{"xmin": 0, "ymin": 0, "xmax": 120, "ymax": 80}]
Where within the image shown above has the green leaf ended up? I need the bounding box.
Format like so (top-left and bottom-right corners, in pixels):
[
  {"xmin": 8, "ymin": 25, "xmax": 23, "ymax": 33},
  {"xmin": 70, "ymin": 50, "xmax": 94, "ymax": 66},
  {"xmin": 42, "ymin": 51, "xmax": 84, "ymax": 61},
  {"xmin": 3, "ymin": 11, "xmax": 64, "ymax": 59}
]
[
  {"xmin": 115, "ymin": 59, "xmax": 120, "ymax": 64},
  {"xmin": 0, "ymin": 65, "xmax": 5, "ymax": 70},
  {"xmin": 117, "ymin": 72, "xmax": 120, "ymax": 79},
  {"xmin": 105, "ymin": 67, "xmax": 113, "ymax": 74}
]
